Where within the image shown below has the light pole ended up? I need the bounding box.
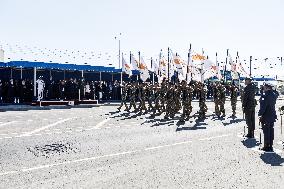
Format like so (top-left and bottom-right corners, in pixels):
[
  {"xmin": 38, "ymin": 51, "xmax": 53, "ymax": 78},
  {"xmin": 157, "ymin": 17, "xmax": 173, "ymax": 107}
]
[{"xmin": 115, "ymin": 33, "xmax": 122, "ymax": 69}]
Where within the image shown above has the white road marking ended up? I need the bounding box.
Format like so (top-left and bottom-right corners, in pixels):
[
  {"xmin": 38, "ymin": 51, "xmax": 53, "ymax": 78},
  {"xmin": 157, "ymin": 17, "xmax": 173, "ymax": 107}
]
[
  {"xmin": 0, "ymin": 171, "xmax": 18, "ymax": 176},
  {"xmin": 0, "ymin": 133, "xmax": 8, "ymax": 136},
  {"xmin": 145, "ymin": 141, "xmax": 192, "ymax": 151},
  {"xmin": 0, "ymin": 133, "xmax": 240, "ymax": 176},
  {"xmin": 199, "ymin": 134, "xmax": 232, "ymax": 141},
  {"xmin": 92, "ymin": 118, "xmax": 111, "ymax": 129},
  {"xmin": 19, "ymin": 118, "xmax": 73, "ymax": 137},
  {"xmin": 0, "ymin": 121, "xmax": 18, "ymax": 128}
]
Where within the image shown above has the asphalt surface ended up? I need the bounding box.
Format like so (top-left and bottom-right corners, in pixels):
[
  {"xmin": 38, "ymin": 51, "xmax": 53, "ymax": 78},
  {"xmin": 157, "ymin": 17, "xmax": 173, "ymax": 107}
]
[{"xmin": 0, "ymin": 100, "xmax": 284, "ymax": 189}]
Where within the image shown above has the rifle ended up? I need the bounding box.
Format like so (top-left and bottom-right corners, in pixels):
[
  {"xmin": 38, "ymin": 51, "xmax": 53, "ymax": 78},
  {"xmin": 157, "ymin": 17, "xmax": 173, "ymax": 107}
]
[
  {"xmin": 259, "ymin": 119, "xmax": 262, "ymax": 150},
  {"xmin": 279, "ymin": 106, "xmax": 284, "ymax": 135}
]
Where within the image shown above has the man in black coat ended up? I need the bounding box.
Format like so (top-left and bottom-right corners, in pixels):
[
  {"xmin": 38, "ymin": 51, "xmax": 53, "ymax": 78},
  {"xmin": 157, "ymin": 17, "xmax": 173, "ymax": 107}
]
[
  {"xmin": 242, "ymin": 78, "xmax": 256, "ymax": 138},
  {"xmin": 258, "ymin": 82, "xmax": 278, "ymax": 152}
]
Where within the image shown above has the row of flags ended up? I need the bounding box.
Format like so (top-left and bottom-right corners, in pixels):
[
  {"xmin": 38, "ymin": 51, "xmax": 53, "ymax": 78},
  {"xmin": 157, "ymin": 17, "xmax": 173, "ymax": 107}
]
[{"xmin": 122, "ymin": 49, "xmax": 250, "ymax": 83}]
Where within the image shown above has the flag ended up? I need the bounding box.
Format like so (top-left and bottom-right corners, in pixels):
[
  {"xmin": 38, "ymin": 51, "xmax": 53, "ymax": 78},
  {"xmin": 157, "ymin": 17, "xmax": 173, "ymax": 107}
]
[
  {"xmin": 172, "ymin": 52, "xmax": 186, "ymax": 80},
  {"xmin": 0, "ymin": 49, "xmax": 4, "ymax": 62},
  {"xmin": 159, "ymin": 55, "xmax": 167, "ymax": 79},
  {"xmin": 229, "ymin": 54, "xmax": 239, "ymax": 80},
  {"xmin": 139, "ymin": 56, "xmax": 150, "ymax": 82},
  {"xmin": 151, "ymin": 59, "xmax": 159, "ymax": 75},
  {"xmin": 130, "ymin": 53, "xmax": 139, "ymax": 70},
  {"xmin": 192, "ymin": 53, "xmax": 206, "ymax": 61},
  {"xmin": 122, "ymin": 56, "xmax": 132, "ymax": 76},
  {"xmin": 236, "ymin": 56, "xmax": 249, "ymax": 77}
]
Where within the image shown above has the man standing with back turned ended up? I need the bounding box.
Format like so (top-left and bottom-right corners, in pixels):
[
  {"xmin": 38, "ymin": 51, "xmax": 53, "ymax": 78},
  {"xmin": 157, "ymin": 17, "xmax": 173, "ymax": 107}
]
[
  {"xmin": 242, "ymin": 77, "xmax": 256, "ymax": 138},
  {"xmin": 258, "ymin": 82, "xmax": 278, "ymax": 152}
]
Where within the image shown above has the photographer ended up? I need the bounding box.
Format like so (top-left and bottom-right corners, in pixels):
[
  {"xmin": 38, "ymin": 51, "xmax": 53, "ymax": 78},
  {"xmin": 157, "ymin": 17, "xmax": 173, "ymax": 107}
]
[{"xmin": 258, "ymin": 82, "xmax": 278, "ymax": 152}]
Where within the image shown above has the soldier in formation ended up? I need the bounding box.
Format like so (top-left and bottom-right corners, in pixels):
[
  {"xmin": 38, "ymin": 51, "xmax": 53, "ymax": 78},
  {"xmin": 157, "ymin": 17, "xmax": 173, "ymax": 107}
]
[{"xmin": 117, "ymin": 79, "xmax": 240, "ymax": 122}]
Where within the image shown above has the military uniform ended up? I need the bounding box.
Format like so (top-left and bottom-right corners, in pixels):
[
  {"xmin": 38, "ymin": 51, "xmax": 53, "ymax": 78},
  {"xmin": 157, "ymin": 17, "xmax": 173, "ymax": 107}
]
[
  {"xmin": 230, "ymin": 84, "xmax": 238, "ymax": 116},
  {"xmin": 213, "ymin": 83, "xmax": 220, "ymax": 117},
  {"xmin": 160, "ymin": 82, "xmax": 167, "ymax": 112},
  {"xmin": 137, "ymin": 84, "xmax": 148, "ymax": 113},
  {"xmin": 197, "ymin": 83, "xmax": 207, "ymax": 120},
  {"xmin": 165, "ymin": 84, "xmax": 175, "ymax": 119},
  {"xmin": 219, "ymin": 84, "xmax": 226, "ymax": 117},
  {"xmin": 180, "ymin": 82, "xmax": 193, "ymax": 121},
  {"xmin": 117, "ymin": 83, "xmax": 129, "ymax": 111},
  {"xmin": 242, "ymin": 79, "xmax": 256, "ymax": 138},
  {"xmin": 258, "ymin": 83, "xmax": 278, "ymax": 151},
  {"xmin": 128, "ymin": 83, "xmax": 137, "ymax": 112}
]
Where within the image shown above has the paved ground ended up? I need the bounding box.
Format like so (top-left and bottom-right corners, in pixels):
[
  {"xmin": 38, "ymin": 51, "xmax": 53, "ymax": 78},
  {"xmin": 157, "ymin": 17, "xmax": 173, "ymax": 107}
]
[{"xmin": 0, "ymin": 100, "xmax": 284, "ymax": 189}]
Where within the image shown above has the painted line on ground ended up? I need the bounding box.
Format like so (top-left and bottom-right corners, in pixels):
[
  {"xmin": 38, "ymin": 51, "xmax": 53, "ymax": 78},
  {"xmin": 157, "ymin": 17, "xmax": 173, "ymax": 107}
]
[
  {"xmin": 0, "ymin": 121, "xmax": 18, "ymax": 128},
  {"xmin": 199, "ymin": 134, "xmax": 232, "ymax": 141},
  {"xmin": 19, "ymin": 118, "xmax": 73, "ymax": 137},
  {"xmin": 92, "ymin": 118, "xmax": 111, "ymax": 129},
  {"xmin": 0, "ymin": 136, "xmax": 230, "ymax": 176}
]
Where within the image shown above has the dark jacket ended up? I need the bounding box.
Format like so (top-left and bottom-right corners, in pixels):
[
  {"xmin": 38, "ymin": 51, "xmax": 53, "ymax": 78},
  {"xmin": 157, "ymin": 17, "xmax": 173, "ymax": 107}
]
[
  {"xmin": 242, "ymin": 83, "xmax": 256, "ymax": 111},
  {"xmin": 258, "ymin": 90, "xmax": 278, "ymax": 124}
]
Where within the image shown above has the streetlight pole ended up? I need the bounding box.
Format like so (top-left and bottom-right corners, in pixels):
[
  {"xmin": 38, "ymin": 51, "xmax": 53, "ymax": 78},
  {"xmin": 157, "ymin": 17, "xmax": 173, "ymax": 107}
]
[
  {"xmin": 249, "ymin": 56, "xmax": 252, "ymax": 77},
  {"xmin": 115, "ymin": 33, "xmax": 122, "ymax": 69}
]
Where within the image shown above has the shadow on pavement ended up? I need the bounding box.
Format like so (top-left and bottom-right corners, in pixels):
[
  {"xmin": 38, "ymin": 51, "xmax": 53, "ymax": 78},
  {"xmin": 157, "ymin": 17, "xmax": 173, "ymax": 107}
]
[
  {"xmin": 176, "ymin": 119, "xmax": 207, "ymax": 132},
  {"xmin": 241, "ymin": 138, "xmax": 259, "ymax": 148},
  {"xmin": 223, "ymin": 118, "xmax": 243, "ymax": 126},
  {"xmin": 260, "ymin": 153, "xmax": 284, "ymax": 166}
]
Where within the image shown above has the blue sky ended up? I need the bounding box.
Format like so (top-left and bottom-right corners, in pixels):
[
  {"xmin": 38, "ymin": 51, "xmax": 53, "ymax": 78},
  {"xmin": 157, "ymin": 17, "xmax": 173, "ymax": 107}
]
[{"xmin": 0, "ymin": 0, "xmax": 283, "ymax": 68}]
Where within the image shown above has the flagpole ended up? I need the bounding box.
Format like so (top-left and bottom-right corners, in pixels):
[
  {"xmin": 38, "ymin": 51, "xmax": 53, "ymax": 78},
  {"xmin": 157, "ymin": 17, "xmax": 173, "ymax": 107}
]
[
  {"xmin": 216, "ymin": 52, "xmax": 218, "ymax": 81},
  {"xmin": 158, "ymin": 50, "xmax": 162, "ymax": 80},
  {"xmin": 121, "ymin": 53, "xmax": 123, "ymax": 84},
  {"xmin": 167, "ymin": 47, "xmax": 170, "ymax": 81},
  {"xmin": 224, "ymin": 49, "xmax": 229, "ymax": 83},
  {"xmin": 201, "ymin": 48, "xmax": 205, "ymax": 83},
  {"xmin": 189, "ymin": 44, "xmax": 192, "ymax": 82},
  {"xmin": 237, "ymin": 51, "xmax": 241, "ymax": 90},
  {"xmin": 138, "ymin": 51, "xmax": 141, "ymax": 82},
  {"xmin": 186, "ymin": 49, "xmax": 189, "ymax": 82},
  {"xmin": 151, "ymin": 57, "xmax": 154, "ymax": 84},
  {"xmin": 249, "ymin": 55, "xmax": 252, "ymax": 77}
]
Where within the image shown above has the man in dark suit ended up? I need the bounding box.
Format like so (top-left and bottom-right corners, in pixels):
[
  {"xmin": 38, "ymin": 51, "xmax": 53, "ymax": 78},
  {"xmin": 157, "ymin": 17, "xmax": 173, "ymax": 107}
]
[
  {"xmin": 258, "ymin": 82, "xmax": 278, "ymax": 152},
  {"xmin": 242, "ymin": 78, "xmax": 256, "ymax": 138}
]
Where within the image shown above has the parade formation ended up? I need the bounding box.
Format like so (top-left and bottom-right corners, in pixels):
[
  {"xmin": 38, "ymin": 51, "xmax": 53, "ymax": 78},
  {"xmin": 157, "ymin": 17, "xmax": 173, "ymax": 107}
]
[{"xmin": 118, "ymin": 79, "xmax": 239, "ymax": 121}]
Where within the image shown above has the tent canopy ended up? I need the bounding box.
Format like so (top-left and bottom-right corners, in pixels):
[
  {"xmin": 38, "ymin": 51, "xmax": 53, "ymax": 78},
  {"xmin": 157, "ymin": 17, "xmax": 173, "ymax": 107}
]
[{"xmin": 0, "ymin": 61, "xmax": 122, "ymax": 72}]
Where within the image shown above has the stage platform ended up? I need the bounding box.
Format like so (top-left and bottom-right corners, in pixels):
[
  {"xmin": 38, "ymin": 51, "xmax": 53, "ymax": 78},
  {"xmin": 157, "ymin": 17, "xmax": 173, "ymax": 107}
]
[{"xmin": 31, "ymin": 100, "xmax": 98, "ymax": 106}]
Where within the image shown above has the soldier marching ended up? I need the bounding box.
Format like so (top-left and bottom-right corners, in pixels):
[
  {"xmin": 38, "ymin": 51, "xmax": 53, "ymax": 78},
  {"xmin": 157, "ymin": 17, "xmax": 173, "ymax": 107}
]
[{"xmin": 117, "ymin": 79, "xmax": 242, "ymax": 122}]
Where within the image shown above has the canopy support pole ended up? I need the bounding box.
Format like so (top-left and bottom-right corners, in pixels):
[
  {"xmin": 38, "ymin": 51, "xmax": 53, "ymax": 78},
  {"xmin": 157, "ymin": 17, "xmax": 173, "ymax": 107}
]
[{"xmin": 33, "ymin": 67, "xmax": 37, "ymax": 97}]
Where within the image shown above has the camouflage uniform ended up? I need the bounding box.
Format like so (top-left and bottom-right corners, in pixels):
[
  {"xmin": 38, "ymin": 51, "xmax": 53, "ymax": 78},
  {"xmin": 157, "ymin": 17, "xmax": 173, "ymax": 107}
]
[
  {"xmin": 160, "ymin": 82, "xmax": 167, "ymax": 112},
  {"xmin": 128, "ymin": 83, "xmax": 137, "ymax": 112},
  {"xmin": 173, "ymin": 85, "xmax": 182, "ymax": 114},
  {"xmin": 153, "ymin": 85, "xmax": 162, "ymax": 115},
  {"xmin": 213, "ymin": 83, "xmax": 220, "ymax": 117},
  {"xmin": 117, "ymin": 83, "xmax": 129, "ymax": 111},
  {"xmin": 147, "ymin": 84, "xmax": 156, "ymax": 112},
  {"xmin": 137, "ymin": 84, "xmax": 147, "ymax": 113},
  {"xmin": 230, "ymin": 84, "xmax": 238, "ymax": 116},
  {"xmin": 219, "ymin": 85, "xmax": 226, "ymax": 117},
  {"xmin": 165, "ymin": 84, "xmax": 175, "ymax": 119},
  {"xmin": 180, "ymin": 82, "xmax": 193, "ymax": 121},
  {"xmin": 197, "ymin": 83, "xmax": 208, "ymax": 120}
]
